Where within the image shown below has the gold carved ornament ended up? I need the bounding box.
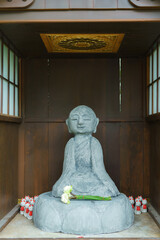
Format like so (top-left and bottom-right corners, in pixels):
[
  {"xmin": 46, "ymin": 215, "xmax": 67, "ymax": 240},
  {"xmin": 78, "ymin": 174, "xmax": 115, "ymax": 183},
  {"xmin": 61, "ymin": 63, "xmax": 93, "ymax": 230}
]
[{"xmin": 40, "ymin": 34, "xmax": 124, "ymax": 53}]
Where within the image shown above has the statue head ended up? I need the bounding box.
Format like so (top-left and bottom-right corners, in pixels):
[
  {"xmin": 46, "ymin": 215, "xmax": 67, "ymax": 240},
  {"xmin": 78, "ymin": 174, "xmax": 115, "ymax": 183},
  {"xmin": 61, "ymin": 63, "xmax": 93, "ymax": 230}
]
[{"xmin": 66, "ymin": 105, "xmax": 99, "ymax": 135}]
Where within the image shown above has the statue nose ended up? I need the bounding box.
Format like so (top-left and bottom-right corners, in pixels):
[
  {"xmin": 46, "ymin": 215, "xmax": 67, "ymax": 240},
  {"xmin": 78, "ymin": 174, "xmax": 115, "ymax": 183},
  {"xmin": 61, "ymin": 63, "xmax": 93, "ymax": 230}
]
[{"xmin": 78, "ymin": 117, "xmax": 83, "ymax": 125}]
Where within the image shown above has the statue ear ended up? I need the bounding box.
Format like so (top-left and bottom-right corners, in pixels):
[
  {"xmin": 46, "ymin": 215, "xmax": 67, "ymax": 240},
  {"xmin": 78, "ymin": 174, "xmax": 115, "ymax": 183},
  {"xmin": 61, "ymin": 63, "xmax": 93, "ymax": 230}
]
[
  {"xmin": 66, "ymin": 119, "xmax": 72, "ymax": 133},
  {"xmin": 93, "ymin": 118, "xmax": 99, "ymax": 133}
]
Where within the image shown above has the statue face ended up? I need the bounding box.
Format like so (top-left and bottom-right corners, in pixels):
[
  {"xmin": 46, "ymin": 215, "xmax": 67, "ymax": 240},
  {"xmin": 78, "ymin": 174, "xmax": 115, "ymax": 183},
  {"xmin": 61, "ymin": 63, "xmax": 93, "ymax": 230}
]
[{"xmin": 66, "ymin": 106, "xmax": 99, "ymax": 135}]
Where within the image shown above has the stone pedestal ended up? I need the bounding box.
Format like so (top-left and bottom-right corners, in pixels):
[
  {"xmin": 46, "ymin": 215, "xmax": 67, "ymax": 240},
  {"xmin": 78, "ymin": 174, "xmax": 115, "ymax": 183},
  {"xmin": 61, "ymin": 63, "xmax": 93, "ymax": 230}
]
[{"xmin": 33, "ymin": 192, "xmax": 134, "ymax": 235}]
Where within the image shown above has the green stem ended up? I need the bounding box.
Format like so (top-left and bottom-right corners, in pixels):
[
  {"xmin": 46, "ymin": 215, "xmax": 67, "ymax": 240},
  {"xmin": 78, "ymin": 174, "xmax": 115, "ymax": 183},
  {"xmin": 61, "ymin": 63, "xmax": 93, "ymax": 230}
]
[{"xmin": 75, "ymin": 195, "xmax": 111, "ymax": 201}]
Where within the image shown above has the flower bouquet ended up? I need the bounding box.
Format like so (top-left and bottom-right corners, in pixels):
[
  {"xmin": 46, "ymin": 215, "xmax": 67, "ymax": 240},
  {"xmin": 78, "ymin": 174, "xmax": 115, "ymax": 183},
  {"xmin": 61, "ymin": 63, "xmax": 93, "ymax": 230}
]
[{"xmin": 61, "ymin": 185, "xmax": 111, "ymax": 204}]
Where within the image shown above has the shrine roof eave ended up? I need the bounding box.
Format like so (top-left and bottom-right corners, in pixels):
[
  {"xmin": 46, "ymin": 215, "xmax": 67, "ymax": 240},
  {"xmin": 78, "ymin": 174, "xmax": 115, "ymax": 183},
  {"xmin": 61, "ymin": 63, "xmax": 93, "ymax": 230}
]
[{"xmin": 0, "ymin": 9, "xmax": 160, "ymax": 23}]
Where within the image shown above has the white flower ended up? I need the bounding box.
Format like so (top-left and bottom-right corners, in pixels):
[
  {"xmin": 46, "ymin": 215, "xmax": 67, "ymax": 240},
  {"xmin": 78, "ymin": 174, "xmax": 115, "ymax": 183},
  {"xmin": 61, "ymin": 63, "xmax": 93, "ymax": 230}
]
[
  {"xmin": 61, "ymin": 193, "xmax": 70, "ymax": 204},
  {"xmin": 63, "ymin": 185, "xmax": 73, "ymax": 194}
]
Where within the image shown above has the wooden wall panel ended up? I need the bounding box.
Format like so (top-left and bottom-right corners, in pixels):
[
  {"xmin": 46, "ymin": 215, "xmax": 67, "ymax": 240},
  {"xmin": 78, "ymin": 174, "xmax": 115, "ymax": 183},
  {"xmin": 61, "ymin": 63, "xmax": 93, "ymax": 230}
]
[
  {"xmin": 48, "ymin": 123, "xmax": 70, "ymax": 190},
  {"xmin": 143, "ymin": 123, "xmax": 150, "ymax": 197},
  {"xmin": 121, "ymin": 58, "xmax": 144, "ymax": 120},
  {"xmin": 105, "ymin": 123, "xmax": 120, "ymax": 189},
  {"xmin": 49, "ymin": 58, "xmax": 119, "ymax": 121},
  {"xmin": 95, "ymin": 123, "xmax": 120, "ymax": 189},
  {"xmin": 24, "ymin": 123, "xmax": 49, "ymax": 196},
  {"xmin": 150, "ymin": 122, "xmax": 160, "ymax": 214},
  {"xmin": 24, "ymin": 59, "xmax": 49, "ymax": 120},
  {"xmin": 18, "ymin": 124, "xmax": 25, "ymax": 198},
  {"xmin": 0, "ymin": 123, "xmax": 18, "ymax": 220},
  {"xmin": 105, "ymin": 59, "xmax": 120, "ymax": 119},
  {"xmin": 120, "ymin": 123, "xmax": 144, "ymax": 196}
]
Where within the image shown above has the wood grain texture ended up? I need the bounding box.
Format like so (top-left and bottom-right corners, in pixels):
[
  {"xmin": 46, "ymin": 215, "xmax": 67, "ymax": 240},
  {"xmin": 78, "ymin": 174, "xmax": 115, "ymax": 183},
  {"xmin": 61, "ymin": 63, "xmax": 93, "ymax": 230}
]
[
  {"xmin": 45, "ymin": 0, "xmax": 69, "ymax": 9},
  {"xmin": 150, "ymin": 122, "xmax": 160, "ymax": 214},
  {"xmin": 121, "ymin": 58, "xmax": 143, "ymax": 121},
  {"xmin": 24, "ymin": 59, "xmax": 49, "ymax": 121},
  {"xmin": 0, "ymin": 123, "xmax": 18, "ymax": 220},
  {"xmin": 143, "ymin": 123, "xmax": 150, "ymax": 198},
  {"xmin": 49, "ymin": 58, "xmax": 106, "ymax": 121},
  {"xmin": 105, "ymin": 58, "xmax": 119, "ymax": 119},
  {"xmin": 95, "ymin": 123, "xmax": 120, "ymax": 189},
  {"xmin": 105, "ymin": 123, "xmax": 120, "ymax": 189},
  {"xmin": 70, "ymin": 0, "xmax": 93, "ymax": 8},
  {"xmin": 18, "ymin": 124, "xmax": 25, "ymax": 198},
  {"xmin": 94, "ymin": 0, "xmax": 117, "ymax": 8},
  {"xmin": 24, "ymin": 123, "xmax": 49, "ymax": 196},
  {"xmin": 48, "ymin": 123, "xmax": 70, "ymax": 189},
  {"xmin": 49, "ymin": 58, "xmax": 119, "ymax": 121},
  {"xmin": 120, "ymin": 123, "xmax": 144, "ymax": 196}
]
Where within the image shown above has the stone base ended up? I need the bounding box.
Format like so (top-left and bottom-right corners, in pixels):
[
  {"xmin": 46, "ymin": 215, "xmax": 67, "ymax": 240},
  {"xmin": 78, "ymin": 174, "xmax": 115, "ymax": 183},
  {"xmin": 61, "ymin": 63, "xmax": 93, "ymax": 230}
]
[{"xmin": 33, "ymin": 192, "xmax": 134, "ymax": 235}]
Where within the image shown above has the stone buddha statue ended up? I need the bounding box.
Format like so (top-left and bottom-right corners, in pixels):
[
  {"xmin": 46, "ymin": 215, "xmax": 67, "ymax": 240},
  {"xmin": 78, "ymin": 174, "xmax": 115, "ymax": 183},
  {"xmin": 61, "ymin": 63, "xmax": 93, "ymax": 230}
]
[
  {"xmin": 33, "ymin": 105, "xmax": 134, "ymax": 235},
  {"xmin": 52, "ymin": 105, "xmax": 119, "ymax": 198}
]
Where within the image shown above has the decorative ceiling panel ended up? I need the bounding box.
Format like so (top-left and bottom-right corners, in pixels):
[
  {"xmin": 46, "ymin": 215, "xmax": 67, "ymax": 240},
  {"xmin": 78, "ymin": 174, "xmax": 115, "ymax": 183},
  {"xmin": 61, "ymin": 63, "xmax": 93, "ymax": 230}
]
[{"xmin": 40, "ymin": 33, "xmax": 124, "ymax": 53}]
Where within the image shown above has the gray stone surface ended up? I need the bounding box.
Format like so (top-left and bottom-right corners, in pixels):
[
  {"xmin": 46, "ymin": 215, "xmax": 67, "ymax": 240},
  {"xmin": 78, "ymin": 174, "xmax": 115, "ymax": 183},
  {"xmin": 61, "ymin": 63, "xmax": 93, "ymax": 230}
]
[
  {"xmin": 52, "ymin": 106, "xmax": 119, "ymax": 198},
  {"xmin": 33, "ymin": 192, "xmax": 134, "ymax": 234},
  {"xmin": 1, "ymin": 212, "xmax": 160, "ymax": 238},
  {"xmin": 33, "ymin": 105, "xmax": 134, "ymax": 234}
]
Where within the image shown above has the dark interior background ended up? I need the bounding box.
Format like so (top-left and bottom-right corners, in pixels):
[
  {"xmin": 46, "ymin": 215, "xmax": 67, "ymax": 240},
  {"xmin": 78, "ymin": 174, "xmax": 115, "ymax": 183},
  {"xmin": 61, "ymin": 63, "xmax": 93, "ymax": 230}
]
[{"xmin": 0, "ymin": 21, "xmax": 160, "ymax": 220}]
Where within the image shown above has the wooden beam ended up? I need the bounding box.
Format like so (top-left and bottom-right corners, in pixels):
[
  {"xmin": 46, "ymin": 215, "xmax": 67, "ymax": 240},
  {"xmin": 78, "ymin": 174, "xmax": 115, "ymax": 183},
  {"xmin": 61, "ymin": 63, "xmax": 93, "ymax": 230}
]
[
  {"xmin": 0, "ymin": 205, "xmax": 19, "ymax": 232},
  {"xmin": 148, "ymin": 203, "xmax": 160, "ymax": 228},
  {"xmin": 0, "ymin": 10, "xmax": 160, "ymax": 23},
  {"xmin": 0, "ymin": 115, "xmax": 22, "ymax": 122}
]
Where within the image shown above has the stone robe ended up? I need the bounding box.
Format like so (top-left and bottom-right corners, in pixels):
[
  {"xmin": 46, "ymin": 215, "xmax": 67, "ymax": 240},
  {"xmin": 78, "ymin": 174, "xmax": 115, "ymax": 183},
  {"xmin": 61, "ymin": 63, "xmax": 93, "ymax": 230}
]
[{"xmin": 52, "ymin": 136, "xmax": 120, "ymax": 197}]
